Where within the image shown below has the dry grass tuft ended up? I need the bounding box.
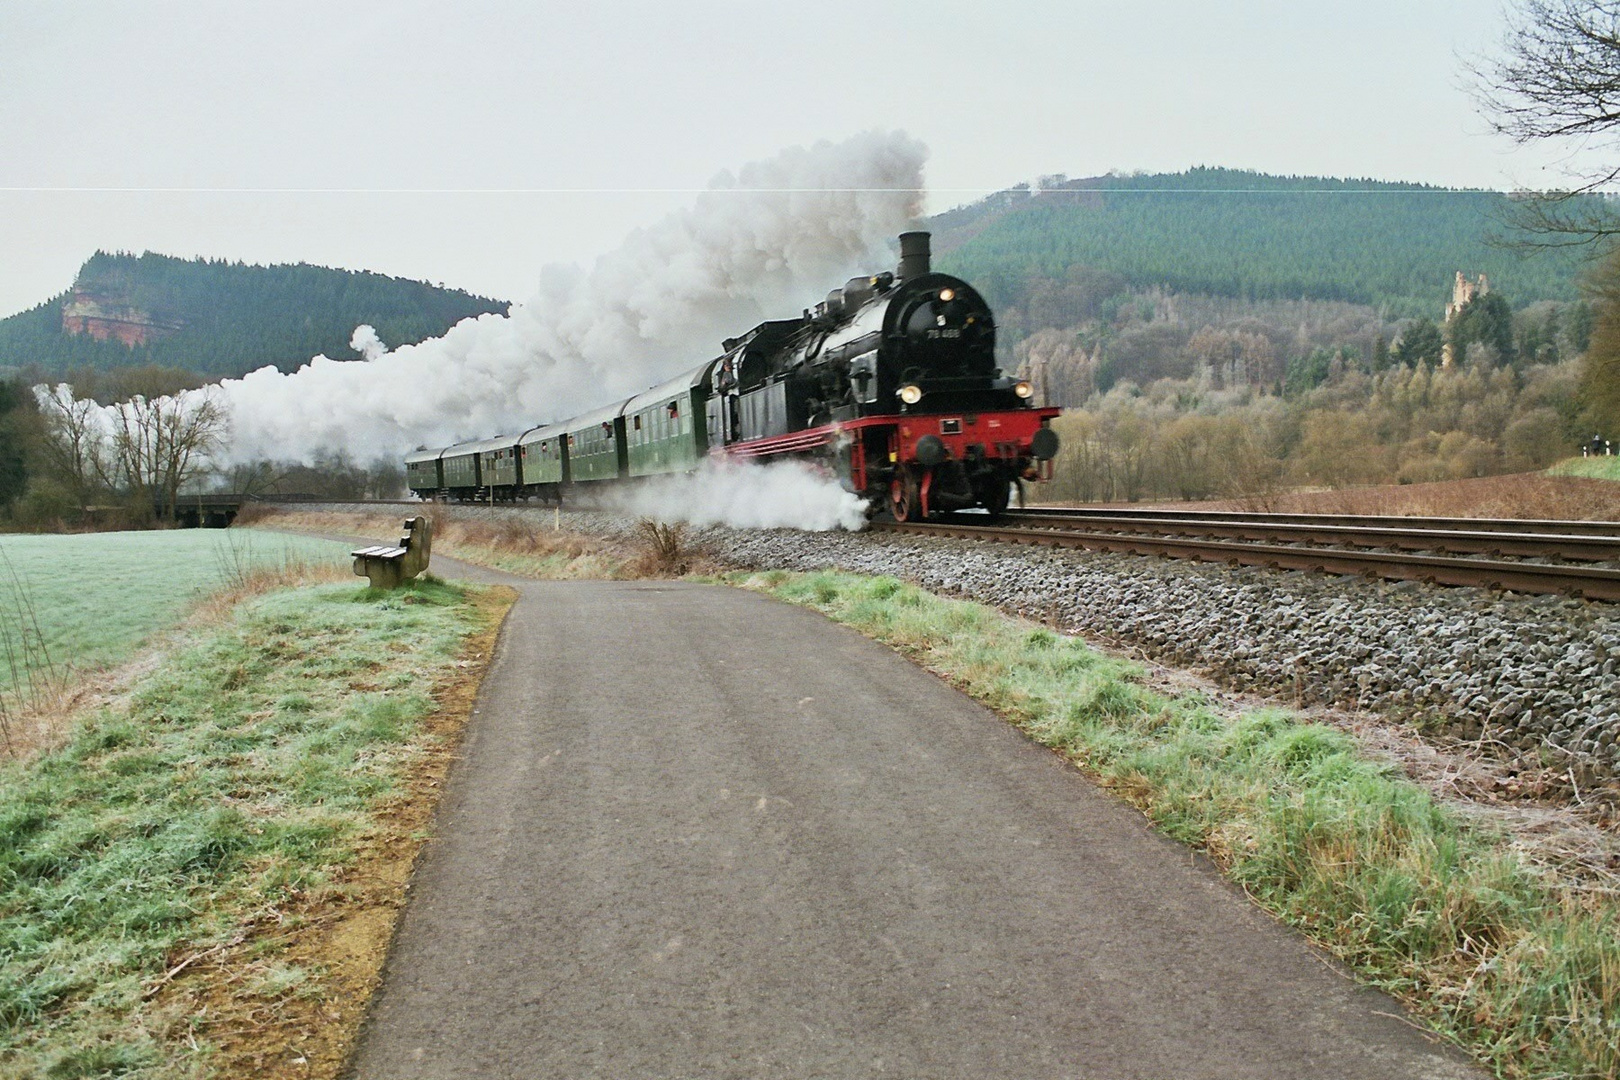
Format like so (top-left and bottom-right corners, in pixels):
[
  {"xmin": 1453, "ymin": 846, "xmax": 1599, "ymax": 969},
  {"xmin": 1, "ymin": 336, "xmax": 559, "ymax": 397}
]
[
  {"xmin": 228, "ymin": 501, "xmax": 278, "ymax": 527},
  {"xmin": 0, "ymin": 552, "xmax": 64, "ymax": 758},
  {"xmin": 452, "ymin": 516, "xmax": 594, "ymax": 560},
  {"xmin": 189, "ymin": 557, "xmax": 350, "ymax": 626},
  {"xmin": 633, "ymin": 519, "xmax": 690, "ymax": 576}
]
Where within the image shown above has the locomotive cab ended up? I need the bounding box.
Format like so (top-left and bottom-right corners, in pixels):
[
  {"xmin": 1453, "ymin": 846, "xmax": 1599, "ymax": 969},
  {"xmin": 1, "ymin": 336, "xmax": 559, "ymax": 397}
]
[{"xmin": 700, "ymin": 231, "xmax": 1057, "ymax": 520}]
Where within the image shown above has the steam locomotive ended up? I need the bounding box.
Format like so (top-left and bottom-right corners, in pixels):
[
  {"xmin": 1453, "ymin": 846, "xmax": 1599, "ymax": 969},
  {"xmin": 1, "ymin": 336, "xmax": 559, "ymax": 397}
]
[{"xmin": 405, "ymin": 232, "xmax": 1059, "ymax": 521}]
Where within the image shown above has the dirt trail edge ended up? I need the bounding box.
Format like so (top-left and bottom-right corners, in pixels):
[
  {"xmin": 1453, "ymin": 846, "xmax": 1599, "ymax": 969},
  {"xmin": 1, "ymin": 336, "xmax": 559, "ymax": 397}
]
[{"xmin": 346, "ymin": 577, "xmax": 1483, "ymax": 1080}]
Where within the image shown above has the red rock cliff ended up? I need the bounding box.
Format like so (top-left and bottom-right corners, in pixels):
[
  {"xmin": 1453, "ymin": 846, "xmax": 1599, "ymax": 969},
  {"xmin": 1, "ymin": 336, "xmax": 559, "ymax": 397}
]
[{"xmin": 61, "ymin": 290, "xmax": 182, "ymax": 346}]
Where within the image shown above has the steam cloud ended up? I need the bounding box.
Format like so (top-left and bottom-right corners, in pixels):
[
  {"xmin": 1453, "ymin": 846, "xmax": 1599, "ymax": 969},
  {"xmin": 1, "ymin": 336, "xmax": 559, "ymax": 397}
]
[
  {"xmin": 601, "ymin": 459, "xmax": 869, "ymax": 532},
  {"xmin": 214, "ymin": 131, "xmax": 928, "ymax": 465},
  {"xmin": 349, "ymin": 324, "xmax": 387, "ymax": 362}
]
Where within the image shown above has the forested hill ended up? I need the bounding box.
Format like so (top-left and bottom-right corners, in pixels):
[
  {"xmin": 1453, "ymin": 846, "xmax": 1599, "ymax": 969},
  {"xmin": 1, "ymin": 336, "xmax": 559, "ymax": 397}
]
[
  {"xmin": 0, "ymin": 252, "xmax": 509, "ymax": 378},
  {"xmin": 929, "ymin": 167, "xmax": 1593, "ymax": 324}
]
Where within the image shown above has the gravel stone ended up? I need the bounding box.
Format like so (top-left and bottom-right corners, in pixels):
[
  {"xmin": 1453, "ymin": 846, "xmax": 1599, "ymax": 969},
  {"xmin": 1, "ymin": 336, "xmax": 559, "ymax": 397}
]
[{"xmin": 689, "ymin": 518, "xmax": 1615, "ymax": 775}]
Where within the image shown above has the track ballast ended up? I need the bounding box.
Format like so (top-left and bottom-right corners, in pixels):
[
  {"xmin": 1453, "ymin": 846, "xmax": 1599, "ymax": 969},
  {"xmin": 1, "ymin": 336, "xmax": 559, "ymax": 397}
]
[{"xmin": 873, "ymin": 507, "xmax": 1620, "ymax": 601}]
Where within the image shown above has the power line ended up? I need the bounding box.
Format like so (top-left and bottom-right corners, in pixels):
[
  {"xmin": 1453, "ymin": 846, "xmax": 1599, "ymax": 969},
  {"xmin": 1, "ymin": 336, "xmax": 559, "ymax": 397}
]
[{"xmin": 0, "ymin": 185, "xmax": 1606, "ymax": 196}]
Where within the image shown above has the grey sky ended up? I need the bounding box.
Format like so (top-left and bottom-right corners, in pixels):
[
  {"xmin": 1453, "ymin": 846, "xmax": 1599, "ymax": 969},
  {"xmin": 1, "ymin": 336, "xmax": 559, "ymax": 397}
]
[{"xmin": 0, "ymin": 0, "xmax": 1591, "ymax": 319}]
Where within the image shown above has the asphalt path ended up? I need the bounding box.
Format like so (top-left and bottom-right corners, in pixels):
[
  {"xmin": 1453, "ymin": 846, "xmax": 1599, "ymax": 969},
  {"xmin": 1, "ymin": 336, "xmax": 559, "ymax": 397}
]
[{"xmin": 347, "ymin": 561, "xmax": 1483, "ymax": 1079}]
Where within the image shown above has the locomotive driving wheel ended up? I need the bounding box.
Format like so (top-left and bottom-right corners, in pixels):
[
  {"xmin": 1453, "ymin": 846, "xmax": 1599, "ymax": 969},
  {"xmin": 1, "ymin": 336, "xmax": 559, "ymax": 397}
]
[{"xmin": 890, "ymin": 469, "xmax": 921, "ymax": 522}]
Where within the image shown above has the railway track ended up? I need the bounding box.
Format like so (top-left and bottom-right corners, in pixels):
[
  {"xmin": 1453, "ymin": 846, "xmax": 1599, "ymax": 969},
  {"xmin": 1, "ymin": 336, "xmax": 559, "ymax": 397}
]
[
  {"xmin": 277, "ymin": 497, "xmax": 1620, "ymax": 601},
  {"xmin": 872, "ymin": 508, "xmax": 1620, "ymax": 602}
]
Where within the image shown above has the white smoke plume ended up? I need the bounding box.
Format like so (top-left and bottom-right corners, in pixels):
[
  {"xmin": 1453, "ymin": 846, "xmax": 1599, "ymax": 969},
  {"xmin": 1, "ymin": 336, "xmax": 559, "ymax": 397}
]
[
  {"xmin": 601, "ymin": 459, "xmax": 869, "ymax": 532},
  {"xmin": 209, "ymin": 130, "xmax": 927, "ymax": 464},
  {"xmin": 349, "ymin": 324, "xmax": 387, "ymax": 361}
]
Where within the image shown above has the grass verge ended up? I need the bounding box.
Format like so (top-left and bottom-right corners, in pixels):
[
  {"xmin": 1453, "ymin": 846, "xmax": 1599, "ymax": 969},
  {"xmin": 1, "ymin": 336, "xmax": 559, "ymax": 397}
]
[
  {"xmin": 729, "ymin": 568, "xmax": 1618, "ymax": 1080},
  {"xmin": 0, "ymin": 574, "xmax": 513, "ymax": 1079},
  {"xmin": 249, "ymin": 508, "xmax": 645, "ymax": 580},
  {"xmin": 251, "ymin": 508, "xmax": 1619, "ymax": 1075},
  {"xmin": 1549, "ymin": 457, "xmax": 1620, "ymax": 483},
  {"xmin": 0, "ymin": 531, "xmax": 354, "ymax": 702}
]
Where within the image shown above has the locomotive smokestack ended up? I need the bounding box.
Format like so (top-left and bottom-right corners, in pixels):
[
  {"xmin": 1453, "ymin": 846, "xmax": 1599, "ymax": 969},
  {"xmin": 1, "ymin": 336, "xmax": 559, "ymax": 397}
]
[{"xmin": 897, "ymin": 231, "xmax": 932, "ymax": 281}]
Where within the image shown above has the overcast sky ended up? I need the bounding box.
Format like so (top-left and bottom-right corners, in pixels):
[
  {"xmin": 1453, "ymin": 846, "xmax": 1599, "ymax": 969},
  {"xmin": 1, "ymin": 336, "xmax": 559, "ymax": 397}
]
[{"xmin": 0, "ymin": 0, "xmax": 1595, "ymax": 319}]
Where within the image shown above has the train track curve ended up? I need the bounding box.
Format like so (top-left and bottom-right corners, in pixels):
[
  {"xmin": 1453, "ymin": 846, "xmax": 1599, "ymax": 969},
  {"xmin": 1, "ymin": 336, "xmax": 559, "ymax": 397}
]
[{"xmin": 872, "ymin": 508, "xmax": 1620, "ymax": 602}]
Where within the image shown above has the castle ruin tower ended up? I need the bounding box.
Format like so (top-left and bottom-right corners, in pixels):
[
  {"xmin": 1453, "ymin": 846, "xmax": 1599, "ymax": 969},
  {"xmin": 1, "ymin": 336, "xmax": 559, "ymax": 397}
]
[{"xmin": 1441, "ymin": 271, "xmax": 1489, "ymax": 367}]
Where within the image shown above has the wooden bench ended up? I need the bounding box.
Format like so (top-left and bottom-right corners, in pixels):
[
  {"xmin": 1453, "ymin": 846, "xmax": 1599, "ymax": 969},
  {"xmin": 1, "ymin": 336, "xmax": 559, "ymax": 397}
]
[{"xmin": 353, "ymin": 515, "xmax": 433, "ymax": 589}]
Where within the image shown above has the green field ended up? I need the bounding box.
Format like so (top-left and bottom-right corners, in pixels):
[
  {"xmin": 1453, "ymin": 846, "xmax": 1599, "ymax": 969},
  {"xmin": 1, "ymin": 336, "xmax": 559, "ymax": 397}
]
[
  {"xmin": 1549, "ymin": 456, "xmax": 1620, "ymax": 481},
  {"xmin": 0, "ymin": 529, "xmax": 353, "ymax": 695},
  {"xmin": 0, "ymin": 576, "xmax": 492, "ymax": 1076}
]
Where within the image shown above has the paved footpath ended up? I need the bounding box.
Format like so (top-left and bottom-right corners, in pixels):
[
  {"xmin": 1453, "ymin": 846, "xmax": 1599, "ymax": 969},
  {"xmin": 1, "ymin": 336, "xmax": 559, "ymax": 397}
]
[{"xmin": 348, "ymin": 570, "xmax": 1483, "ymax": 1079}]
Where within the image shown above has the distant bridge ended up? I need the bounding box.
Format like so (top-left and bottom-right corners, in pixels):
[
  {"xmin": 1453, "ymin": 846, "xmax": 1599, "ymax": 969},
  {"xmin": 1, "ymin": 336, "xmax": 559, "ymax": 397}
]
[{"xmin": 158, "ymin": 492, "xmax": 333, "ymax": 528}]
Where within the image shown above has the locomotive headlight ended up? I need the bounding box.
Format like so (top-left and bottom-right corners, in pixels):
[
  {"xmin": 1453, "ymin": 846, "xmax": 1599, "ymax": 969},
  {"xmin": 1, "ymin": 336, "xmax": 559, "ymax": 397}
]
[
  {"xmin": 1014, "ymin": 380, "xmax": 1035, "ymax": 399},
  {"xmin": 938, "ymin": 288, "xmax": 956, "ymax": 302},
  {"xmin": 898, "ymin": 384, "xmax": 924, "ymax": 405}
]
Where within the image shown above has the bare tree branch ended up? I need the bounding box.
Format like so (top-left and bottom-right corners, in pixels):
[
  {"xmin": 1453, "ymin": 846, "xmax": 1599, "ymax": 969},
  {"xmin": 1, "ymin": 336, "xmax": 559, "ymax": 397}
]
[
  {"xmin": 33, "ymin": 385, "xmax": 109, "ymax": 509},
  {"xmin": 1481, "ymin": 1, "xmax": 1620, "ymax": 157},
  {"xmin": 1474, "ymin": 1, "xmax": 1620, "ymax": 244},
  {"xmin": 106, "ymin": 390, "xmax": 226, "ymax": 521}
]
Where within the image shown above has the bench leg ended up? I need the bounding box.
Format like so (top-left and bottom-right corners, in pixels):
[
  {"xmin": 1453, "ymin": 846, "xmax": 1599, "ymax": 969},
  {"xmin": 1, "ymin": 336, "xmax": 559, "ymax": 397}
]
[{"xmin": 354, "ymin": 558, "xmax": 407, "ymax": 589}]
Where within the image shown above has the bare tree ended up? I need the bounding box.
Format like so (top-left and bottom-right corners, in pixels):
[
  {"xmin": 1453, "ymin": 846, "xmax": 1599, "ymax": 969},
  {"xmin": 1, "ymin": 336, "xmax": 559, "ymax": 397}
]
[
  {"xmin": 104, "ymin": 390, "xmax": 227, "ymax": 522},
  {"xmin": 220, "ymin": 460, "xmax": 291, "ymax": 499},
  {"xmin": 34, "ymin": 385, "xmax": 109, "ymax": 509},
  {"xmin": 1156, "ymin": 414, "xmax": 1223, "ymax": 500},
  {"xmin": 1476, "ymin": 0, "xmax": 1620, "ymax": 244}
]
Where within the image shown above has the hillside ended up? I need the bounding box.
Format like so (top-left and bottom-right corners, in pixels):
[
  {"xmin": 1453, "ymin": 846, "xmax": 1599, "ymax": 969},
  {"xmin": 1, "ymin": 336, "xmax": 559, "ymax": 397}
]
[
  {"xmin": 0, "ymin": 252, "xmax": 509, "ymax": 378},
  {"xmin": 4, "ymin": 169, "xmax": 1596, "ymax": 380},
  {"xmin": 929, "ymin": 168, "xmax": 1594, "ymax": 327}
]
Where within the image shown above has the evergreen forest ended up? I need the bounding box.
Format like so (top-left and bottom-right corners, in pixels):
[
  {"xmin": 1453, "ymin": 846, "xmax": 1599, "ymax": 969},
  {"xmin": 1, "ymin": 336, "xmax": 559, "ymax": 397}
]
[
  {"xmin": 4, "ymin": 167, "xmax": 1618, "ymax": 526},
  {"xmin": 0, "ymin": 252, "xmax": 509, "ymax": 379},
  {"xmin": 931, "ymin": 168, "xmax": 1593, "ymax": 328},
  {"xmin": 921, "ymin": 170, "xmax": 1616, "ymax": 503}
]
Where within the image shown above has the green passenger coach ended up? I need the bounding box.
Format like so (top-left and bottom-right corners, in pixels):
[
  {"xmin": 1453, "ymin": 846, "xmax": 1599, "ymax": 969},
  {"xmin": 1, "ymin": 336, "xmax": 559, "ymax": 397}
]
[
  {"xmin": 479, "ymin": 436, "xmax": 523, "ymax": 489},
  {"xmin": 564, "ymin": 400, "xmax": 632, "ymax": 484},
  {"xmin": 518, "ymin": 422, "xmax": 570, "ymax": 492},
  {"xmin": 439, "ymin": 439, "xmax": 484, "ymax": 495},
  {"xmin": 624, "ymin": 361, "xmax": 716, "ymax": 478},
  {"xmin": 404, "ymin": 447, "xmax": 443, "ymax": 495}
]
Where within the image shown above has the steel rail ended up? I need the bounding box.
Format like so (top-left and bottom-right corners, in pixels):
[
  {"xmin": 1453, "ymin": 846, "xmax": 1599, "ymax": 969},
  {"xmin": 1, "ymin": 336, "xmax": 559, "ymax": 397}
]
[
  {"xmin": 1017, "ymin": 505, "xmax": 1620, "ymax": 538},
  {"xmin": 999, "ymin": 512, "xmax": 1620, "ymax": 563},
  {"xmin": 872, "ymin": 520, "xmax": 1620, "ymax": 601}
]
